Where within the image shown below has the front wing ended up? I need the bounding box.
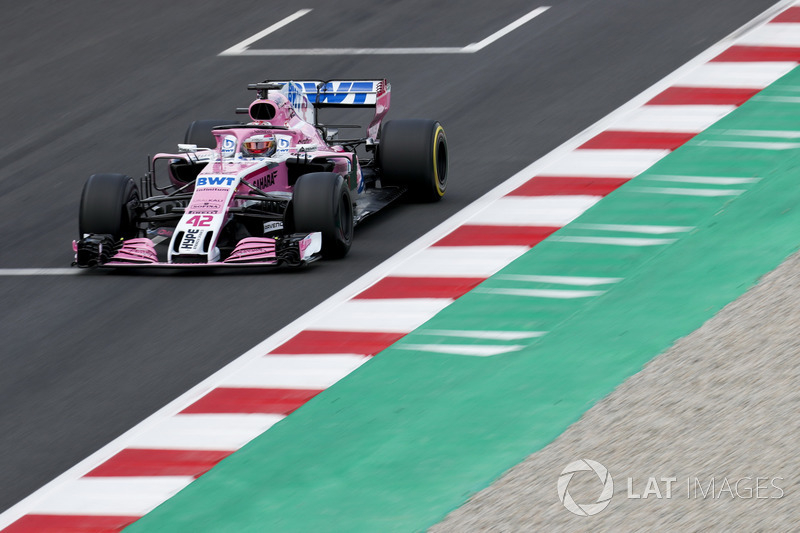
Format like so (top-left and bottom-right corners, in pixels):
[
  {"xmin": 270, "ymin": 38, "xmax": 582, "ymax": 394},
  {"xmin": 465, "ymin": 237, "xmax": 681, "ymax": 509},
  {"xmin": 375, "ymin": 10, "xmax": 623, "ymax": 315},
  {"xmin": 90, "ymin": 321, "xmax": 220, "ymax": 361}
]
[{"xmin": 73, "ymin": 233, "xmax": 322, "ymax": 269}]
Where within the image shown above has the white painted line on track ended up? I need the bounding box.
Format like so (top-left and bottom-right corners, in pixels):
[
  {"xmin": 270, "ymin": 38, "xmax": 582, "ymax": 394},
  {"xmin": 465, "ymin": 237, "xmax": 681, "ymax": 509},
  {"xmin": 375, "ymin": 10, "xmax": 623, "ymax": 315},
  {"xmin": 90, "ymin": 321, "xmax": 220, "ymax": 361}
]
[
  {"xmin": 718, "ymin": 129, "xmax": 800, "ymax": 138},
  {"xmin": 552, "ymin": 236, "xmax": 679, "ymax": 246},
  {"xmin": 674, "ymin": 62, "xmax": 797, "ymax": 88},
  {"xmin": 461, "ymin": 6, "xmax": 551, "ymax": 52},
  {"xmin": 0, "ymin": 268, "xmax": 83, "ymax": 276},
  {"xmin": 737, "ymin": 23, "xmax": 800, "ymax": 46},
  {"xmin": 631, "ymin": 187, "xmax": 746, "ymax": 197},
  {"xmin": 231, "ymin": 47, "xmax": 471, "ymax": 56},
  {"xmin": 219, "ymin": 9, "xmax": 312, "ymax": 55},
  {"xmin": 28, "ymin": 476, "xmax": 194, "ymax": 516},
  {"xmin": 469, "ymin": 196, "xmax": 601, "ymax": 226},
  {"xmin": 539, "ymin": 149, "xmax": 672, "ymax": 177},
  {"xmin": 311, "ymin": 298, "xmax": 454, "ymax": 333},
  {"xmin": 3, "ymin": 0, "xmax": 795, "ymax": 528},
  {"xmin": 478, "ymin": 288, "xmax": 607, "ymax": 298},
  {"xmin": 496, "ymin": 275, "xmax": 623, "ymax": 285},
  {"xmin": 390, "ymin": 246, "xmax": 531, "ymax": 278},
  {"xmin": 645, "ymin": 175, "xmax": 761, "ymax": 185},
  {"xmin": 417, "ymin": 330, "xmax": 548, "ymax": 340},
  {"xmin": 396, "ymin": 344, "xmax": 527, "ymax": 357},
  {"xmin": 752, "ymin": 94, "xmax": 800, "ymax": 102},
  {"xmin": 220, "ymin": 6, "xmax": 549, "ymax": 56},
  {"xmin": 569, "ymin": 224, "xmax": 694, "ymax": 234},
  {"xmin": 126, "ymin": 414, "xmax": 285, "ymax": 451},
  {"xmin": 613, "ymin": 105, "xmax": 736, "ymax": 132},
  {"xmin": 221, "ymin": 355, "xmax": 370, "ymax": 389},
  {"xmin": 693, "ymin": 139, "xmax": 800, "ymax": 149}
]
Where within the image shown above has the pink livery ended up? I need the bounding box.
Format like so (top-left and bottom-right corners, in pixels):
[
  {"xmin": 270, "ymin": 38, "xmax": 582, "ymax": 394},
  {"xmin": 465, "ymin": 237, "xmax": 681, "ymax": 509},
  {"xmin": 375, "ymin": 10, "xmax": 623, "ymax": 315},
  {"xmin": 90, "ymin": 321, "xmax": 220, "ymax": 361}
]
[{"xmin": 74, "ymin": 79, "xmax": 448, "ymax": 268}]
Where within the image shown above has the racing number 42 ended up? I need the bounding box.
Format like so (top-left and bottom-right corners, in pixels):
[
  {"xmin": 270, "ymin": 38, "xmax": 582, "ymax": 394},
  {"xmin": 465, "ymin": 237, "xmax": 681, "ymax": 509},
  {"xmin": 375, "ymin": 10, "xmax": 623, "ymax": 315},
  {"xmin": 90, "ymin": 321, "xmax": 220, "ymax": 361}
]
[{"xmin": 186, "ymin": 215, "xmax": 213, "ymax": 227}]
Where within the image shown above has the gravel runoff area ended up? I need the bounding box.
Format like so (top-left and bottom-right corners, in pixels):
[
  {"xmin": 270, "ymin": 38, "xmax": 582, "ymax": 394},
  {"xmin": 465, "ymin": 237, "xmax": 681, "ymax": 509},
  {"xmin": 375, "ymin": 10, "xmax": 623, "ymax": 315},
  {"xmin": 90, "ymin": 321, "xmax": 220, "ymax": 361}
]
[{"xmin": 431, "ymin": 249, "xmax": 800, "ymax": 532}]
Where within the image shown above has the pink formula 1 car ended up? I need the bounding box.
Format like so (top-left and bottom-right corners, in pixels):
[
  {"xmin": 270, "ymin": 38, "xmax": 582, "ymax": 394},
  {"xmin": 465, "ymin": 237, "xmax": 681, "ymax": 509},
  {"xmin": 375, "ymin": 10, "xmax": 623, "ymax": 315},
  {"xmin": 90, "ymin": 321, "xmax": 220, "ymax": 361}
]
[{"xmin": 74, "ymin": 79, "xmax": 448, "ymax": 268}]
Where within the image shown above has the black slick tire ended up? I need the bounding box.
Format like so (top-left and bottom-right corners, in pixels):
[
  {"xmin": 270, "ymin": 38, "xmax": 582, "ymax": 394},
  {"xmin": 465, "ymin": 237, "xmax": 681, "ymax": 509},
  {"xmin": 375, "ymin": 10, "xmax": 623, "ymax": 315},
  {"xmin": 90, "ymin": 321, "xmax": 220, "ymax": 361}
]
[
  {"xmin": 79, "ymin": 173, "xmax": 140, "ymax": 239},
  {"xmin": 379, "ymin": 119, "xmax": 448, "ymax": 202},
  {"xmin": 293, "ymin": 172, "xmax": 354, "ymax": 259}
]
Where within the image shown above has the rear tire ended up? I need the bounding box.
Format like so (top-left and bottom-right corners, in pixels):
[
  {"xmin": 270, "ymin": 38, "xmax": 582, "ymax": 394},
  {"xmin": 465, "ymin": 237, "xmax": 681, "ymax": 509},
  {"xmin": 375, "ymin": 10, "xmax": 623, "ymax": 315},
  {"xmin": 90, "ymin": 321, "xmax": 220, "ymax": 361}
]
[
  {"xmin": 379, "ymin": 119, "xmax": 448, "ymax": 202},
  {"xmin": 79, "ymin": 173, "xmax": 140, "ymax": 240},
  {"xmin": 293, "ymin": 172, "xmax": 353, "ymax": 259},
  {"xmin": 184, "ymin": 119, "xmax": 236, "ymax": 149}
]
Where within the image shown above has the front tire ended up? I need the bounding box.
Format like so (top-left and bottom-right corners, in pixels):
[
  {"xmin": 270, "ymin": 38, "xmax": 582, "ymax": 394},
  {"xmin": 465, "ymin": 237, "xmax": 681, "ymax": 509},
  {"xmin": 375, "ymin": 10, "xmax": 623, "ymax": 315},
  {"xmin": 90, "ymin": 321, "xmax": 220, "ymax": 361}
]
[
  {"xmin": 79, "ymin": 173, "xmax": 140, "ymax": 239},
  {"xmin": 379, "ymin": 119, "xmax": 448, "ymax": 202},
  {"xmin": 293, "ymin": 172, "xmax": 354, "ymax": 259}
]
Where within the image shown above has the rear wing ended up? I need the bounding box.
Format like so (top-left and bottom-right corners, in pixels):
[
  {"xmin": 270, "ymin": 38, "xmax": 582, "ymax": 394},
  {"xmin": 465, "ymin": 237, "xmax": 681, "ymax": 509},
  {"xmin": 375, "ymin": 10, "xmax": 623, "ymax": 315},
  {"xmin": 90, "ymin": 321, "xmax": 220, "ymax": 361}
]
[
  {"xmin": 250, "ymin": 79, "xmax": 390, "ymax": 106},
  {"xmin": 248, "ymin": 79, "xmax": 391, "ymax": 138}
]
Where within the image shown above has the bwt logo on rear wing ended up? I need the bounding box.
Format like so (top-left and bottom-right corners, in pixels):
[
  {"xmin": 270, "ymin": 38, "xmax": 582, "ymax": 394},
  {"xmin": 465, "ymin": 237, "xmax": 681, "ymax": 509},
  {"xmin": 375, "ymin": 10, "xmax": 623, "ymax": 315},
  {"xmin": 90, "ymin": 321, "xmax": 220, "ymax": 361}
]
[
  {"xmin": 254, "ymin": 79, "xmax": 391, "ymax": 139},
  {"xmin": 275, "ymin": 79, "xmax": 390, "ymax": 107}
]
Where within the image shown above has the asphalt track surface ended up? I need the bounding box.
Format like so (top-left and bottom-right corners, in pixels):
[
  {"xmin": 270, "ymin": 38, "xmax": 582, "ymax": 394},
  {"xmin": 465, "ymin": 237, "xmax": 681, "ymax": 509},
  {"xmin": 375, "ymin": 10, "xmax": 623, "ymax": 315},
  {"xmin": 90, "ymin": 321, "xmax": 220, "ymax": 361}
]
[{"xmin": 0, "ymin": 0, "xmax": 779, "ymax": 516}]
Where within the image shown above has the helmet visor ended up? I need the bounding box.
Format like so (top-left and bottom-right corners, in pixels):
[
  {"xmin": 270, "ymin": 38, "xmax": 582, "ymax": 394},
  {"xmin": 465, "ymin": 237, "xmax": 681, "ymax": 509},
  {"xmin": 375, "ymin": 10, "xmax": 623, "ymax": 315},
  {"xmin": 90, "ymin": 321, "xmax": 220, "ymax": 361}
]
[{"xmin": 243, "ymin": 136, "xmax": 276, "ymax": 156}]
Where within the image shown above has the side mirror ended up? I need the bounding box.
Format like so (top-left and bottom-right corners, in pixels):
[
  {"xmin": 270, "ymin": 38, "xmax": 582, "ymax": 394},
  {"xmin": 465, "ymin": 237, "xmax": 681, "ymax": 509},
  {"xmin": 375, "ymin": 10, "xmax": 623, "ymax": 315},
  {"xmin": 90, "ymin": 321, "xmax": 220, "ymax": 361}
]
[{"xmin": 325, "ymin": 128, "xmax": 339, "ymax": 142}]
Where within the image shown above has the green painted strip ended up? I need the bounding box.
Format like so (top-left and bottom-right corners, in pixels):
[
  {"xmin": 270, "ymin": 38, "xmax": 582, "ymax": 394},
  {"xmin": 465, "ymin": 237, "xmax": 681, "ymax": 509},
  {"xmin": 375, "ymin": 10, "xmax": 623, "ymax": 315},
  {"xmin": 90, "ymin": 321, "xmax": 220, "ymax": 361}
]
[{"xmin": 128, "ymin": 68, "xmax": 800, "ymax": 532}]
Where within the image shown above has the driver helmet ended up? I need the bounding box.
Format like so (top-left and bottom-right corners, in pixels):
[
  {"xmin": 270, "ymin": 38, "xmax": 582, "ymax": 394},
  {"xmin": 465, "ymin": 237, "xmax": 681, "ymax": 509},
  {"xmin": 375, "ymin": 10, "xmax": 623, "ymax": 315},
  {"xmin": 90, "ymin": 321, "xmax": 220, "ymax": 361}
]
[{"xmin": 242, "ymin": 134, "xmax": 276, "ymax": 157}]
